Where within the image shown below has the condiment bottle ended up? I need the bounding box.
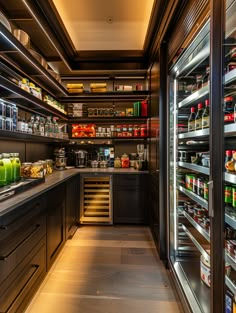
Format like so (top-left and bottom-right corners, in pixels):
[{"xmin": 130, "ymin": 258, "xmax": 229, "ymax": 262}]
[
  {"xmin": 202, "ymin": 99, "xmax": 210, "ymax": 129},
  {"xmin": 195, "ymin": 103, "xmax": 203, "ymax": 130},
  {"xmin": 188, "ymin": 107, "xmax": 196, "ymax": 132}
]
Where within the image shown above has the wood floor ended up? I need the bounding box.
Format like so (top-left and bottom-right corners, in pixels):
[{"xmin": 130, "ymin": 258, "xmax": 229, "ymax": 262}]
[{"xmin": 24, "ymin": 226, "xmax": 183, "ymax": 313}]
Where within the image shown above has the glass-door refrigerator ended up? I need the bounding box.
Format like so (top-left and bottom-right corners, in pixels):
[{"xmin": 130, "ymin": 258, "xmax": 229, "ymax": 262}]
[
  {"xmin": 167, "ymin": 1, "xmax": 236, "ymax": 312},
  {"xmin": 168, "ymin": 18, "xmax": 211, "ymax": 312}
]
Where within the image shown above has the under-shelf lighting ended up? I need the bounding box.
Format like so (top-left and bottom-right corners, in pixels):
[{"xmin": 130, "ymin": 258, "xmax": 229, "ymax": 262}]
[{"xmin": 0, "ymin": 31, "xmax": 67, "ymax": 96}]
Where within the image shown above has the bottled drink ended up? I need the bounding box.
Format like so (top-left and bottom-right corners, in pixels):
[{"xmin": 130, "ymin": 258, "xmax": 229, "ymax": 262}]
[
  {"xmin": 0, "ymin": 154, "xmax": 6, "ymax": 186},
  {"xmin": 10, "ymin": 152, "xmax": 21, "ymax": 182},
  {"xmin": 44, "ymin": 116, "xmax": 52, "ymax": 137},
  {"xmin": 224, "ymin": 96, "xmax": 234, "ymax": 123},
  {"xmin": 195, "ymin": 103, "xmax": 203, "ymax": 130},
  {"xmin": 188, "ymin": 107, "xmax": 196, "ymax": 132},
  {"xmin": 202, "ymin": 99, "xmax": 210, "ymax": 129},
  {"xmin": 39, "ymin": 117, "xmax": 45, "ymax": 136},
  {"xmin": 2, "ymin": 153, "xmax": 13, "ymax": 184}
]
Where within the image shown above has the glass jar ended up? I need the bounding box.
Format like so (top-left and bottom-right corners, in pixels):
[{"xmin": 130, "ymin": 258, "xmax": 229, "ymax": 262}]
[
  {"xmin": 30, "ymin": 162, "xmax": 44, "ymax": 178},
  {"xmin": 45, "ymin": 159, "xmax": 53, "ymax": 175},
  {"xmin": 38, "ymin": 160, "xmax": 47, "ymax": 176},
  {"xmin": 21, "ymin": 162, "xmax": 32, "ymax": 178},
  {"xmin": 121, "ymin": 153, "xmax": 130, "ymax": 168},
  {"xmin": 133, "ymin": 125, "xmax": 140, "ymax": 137},
  {"xmin": 2, "ymin": 153, "xmax": 13, "ymax": 184},
  {"xmin": 114, "ymin": 157, "xmax": 121, "ymax": 168},
  {"xmin": 10, "ymin": 152, "xmax": 21, "ymax": 182}
]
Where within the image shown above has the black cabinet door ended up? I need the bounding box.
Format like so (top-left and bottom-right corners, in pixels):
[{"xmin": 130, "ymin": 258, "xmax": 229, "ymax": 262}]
[
  {"xmin": 113, "ymin": 174, "xmax": 148, "ymax": 224},
  {"xmin": 65, "ymin": 175, "xmax": 79, "ymax": 239},
  {"xmin": 46, "ymin": 183, "xmax": 65, "ymax": 270}
]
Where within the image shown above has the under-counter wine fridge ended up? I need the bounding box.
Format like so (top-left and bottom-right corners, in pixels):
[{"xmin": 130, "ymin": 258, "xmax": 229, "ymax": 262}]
[{"xmin": 167, "ymin": 1, "xmax": 236, "ymax": 312}]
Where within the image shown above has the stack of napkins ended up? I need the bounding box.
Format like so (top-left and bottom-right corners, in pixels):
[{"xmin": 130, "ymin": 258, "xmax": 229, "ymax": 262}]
[
  {"xmin": 66, "ymin": 83, "xmax": 84, "ymax": 93},
  {"xmin": 90, "ymin": 83, "xmax": 107, "ymax": 92}
]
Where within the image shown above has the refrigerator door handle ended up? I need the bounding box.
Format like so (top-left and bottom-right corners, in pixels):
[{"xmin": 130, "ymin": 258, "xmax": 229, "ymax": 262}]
[{"xmin": 207, "ymin": 180, "xmax": 214, "ymax": 217}]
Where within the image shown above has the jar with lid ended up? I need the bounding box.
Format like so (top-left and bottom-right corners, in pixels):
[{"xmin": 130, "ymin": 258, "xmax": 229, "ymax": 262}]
[
  {"xmin": 10, "ymin": 152, "xmax": 21, "ymax": 182},
  {"xmin": 2, "ymin": 153, "xmax": 13, "ymax": 184},
  {"xmin": 0, "ymin": 116, "xmax": 6, "ymax": 130},
  {"xmin": 21, "ymin": 162, "xmax": 32, "ymax": 178},
  {"xmin": 37, "ymin": 160, "xmax": 47, "ymax": 176},
  {"xmin": 30, "ymin": 162, "xmax": 44, "ymax": 178},
  {"xmin": 133, "ymin": 125, "xmax": 140, "ymax": 137},
  {"xmin": 45, "ymin": 159, "xmax": 53, "ymax": 175},
  {"xmin": 114, "ymin": 157, "xmax": 121, "ymax": 168},
  {"xmin": 0, "ymin": 154, "xmax": 6, "ymax": 186},
  {"xmin": 121, "ymin": 153, "xmax": 130, "ymax": 168}
]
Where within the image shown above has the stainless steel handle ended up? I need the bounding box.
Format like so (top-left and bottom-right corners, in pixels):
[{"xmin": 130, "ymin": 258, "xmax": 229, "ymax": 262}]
[{"xmin": 207, "ymin": 180, "xmax": 214, "ymax": 217}]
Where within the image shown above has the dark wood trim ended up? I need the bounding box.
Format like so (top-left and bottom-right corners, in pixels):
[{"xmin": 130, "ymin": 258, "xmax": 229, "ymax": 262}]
[
  {"xmin": 209, "ymin": 0, "xmax": 225, "ymax": 312},
  {"xmin": 159, "ymin": 42, "xmax": 168, "ymax": 261}
]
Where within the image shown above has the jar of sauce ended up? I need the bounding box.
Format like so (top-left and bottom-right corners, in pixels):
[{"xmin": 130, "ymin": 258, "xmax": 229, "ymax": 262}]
[{"xmin": 121, "ymin": 153, "xmax": 130, "ymax": 168}]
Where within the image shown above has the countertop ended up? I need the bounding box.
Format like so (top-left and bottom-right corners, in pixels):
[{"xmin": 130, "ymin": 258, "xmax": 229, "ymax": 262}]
[{"xmin": 0, "ymin": 167, "xmax": 148, "ymax": 216}]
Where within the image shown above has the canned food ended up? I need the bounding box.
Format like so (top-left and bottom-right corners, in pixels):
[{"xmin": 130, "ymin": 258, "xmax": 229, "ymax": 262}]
[{"xmin": 225, "ymin": 185, "xmax": 232, "ymax": 204}]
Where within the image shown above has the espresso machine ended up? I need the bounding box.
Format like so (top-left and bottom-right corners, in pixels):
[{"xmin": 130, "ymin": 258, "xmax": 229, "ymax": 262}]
[
  {"xmin": 54, "ymin": 147, "xmax": 67, "ymax": 170},
  {"xmin": 74, "ymin": 150, "xmax": 88, "ymax": 168}
]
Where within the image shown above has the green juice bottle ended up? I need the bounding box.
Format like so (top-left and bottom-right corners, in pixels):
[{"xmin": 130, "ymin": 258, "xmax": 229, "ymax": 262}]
[
  {"xmin": 2, "ymin": 153, "xmax": 13, "ymax": 184},
  {"xmin": 0, "ymin": 154, "xmax": 6, "ymax": 187},
  {"xmin": 10, "ymin": 153, "xmax": 21, "ymax": 182}
]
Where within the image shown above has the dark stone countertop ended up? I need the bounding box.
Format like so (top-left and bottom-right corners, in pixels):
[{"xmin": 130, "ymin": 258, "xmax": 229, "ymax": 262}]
[{"xmin": 0, "ymin": 167, "xmax": 148, "ymax": 216}]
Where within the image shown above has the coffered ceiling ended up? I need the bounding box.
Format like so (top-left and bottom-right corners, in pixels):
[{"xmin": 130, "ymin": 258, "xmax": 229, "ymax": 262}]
[{"xmin": 52, "ymin": 0, "xmax": 155, "ymax": 51}]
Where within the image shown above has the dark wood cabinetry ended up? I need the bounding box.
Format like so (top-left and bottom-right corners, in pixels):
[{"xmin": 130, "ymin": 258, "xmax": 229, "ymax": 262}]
[
  {"xmin": 65, "ymin": 175, "xmax": 80, "ymax": 239},
  {"xmin": 0, "ymin": 196, "xmax": 46, "ymax": 313},
  {"xmin": 113, "ymin": 174, "xmax": 148, "ymax": 224},
  {"xmin": 46, "ymin": 183, "xmax": 66, "ymax": 270}
]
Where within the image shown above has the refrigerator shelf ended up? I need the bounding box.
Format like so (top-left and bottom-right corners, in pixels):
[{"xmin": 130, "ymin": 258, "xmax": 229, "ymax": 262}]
[
  {"xmin": 226, "ymin": 252, "xmax": 236, "ymax": 272},
  {"xmin": 178, "ymin": 162, "xmax": 209, "ymax": 175},
  {"xmin": 178, "ymin": 85, "xmax": 209, "ymax": 109},
  {"xmin": 225, "ymin": 276, "xmax": 236, "ymax": 295},
  {"xmin": 225, "ymin": 213, "xmax": 236, "ymax": 230},
  {"xmin": 179, "ymin": 186, "xmax": 208, "ymax": 209},
  {"xmin": 183, "ymin": 211, "xmax": 210, "ymax": 242},
  {"xmin": 181, "ymin": 224, "xmax": 210, "ymax": 261},
  {"xmin": 178, "ymin": 128, "xmax": 209, "ymax": 139}
]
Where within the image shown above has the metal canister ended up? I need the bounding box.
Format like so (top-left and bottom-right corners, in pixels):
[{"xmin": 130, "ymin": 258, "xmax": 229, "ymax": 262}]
[{"xmin": 225, "ymin": 185, "xmax": 232, "ymax": 204}]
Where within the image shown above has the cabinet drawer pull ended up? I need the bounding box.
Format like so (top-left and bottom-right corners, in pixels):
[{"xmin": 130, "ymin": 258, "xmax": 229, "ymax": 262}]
[
  {"xmin": 0, "ymin": 224, "xmax": 41, "ymax": 261},
  {"xmin": 0, "ymin": 203, "xmax": 40, "ymax": 230}
]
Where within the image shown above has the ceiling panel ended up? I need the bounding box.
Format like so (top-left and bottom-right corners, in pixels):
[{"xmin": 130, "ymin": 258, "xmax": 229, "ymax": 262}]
[{"xmin": 52, "ymin": 0, "xmax": 155, "ymax": 51}]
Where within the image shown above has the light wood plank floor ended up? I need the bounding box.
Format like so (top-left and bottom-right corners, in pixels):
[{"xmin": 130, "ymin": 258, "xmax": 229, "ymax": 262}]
[{"xmin": 24, "ymin": 226, "xmax": 183, "ymax": 313}]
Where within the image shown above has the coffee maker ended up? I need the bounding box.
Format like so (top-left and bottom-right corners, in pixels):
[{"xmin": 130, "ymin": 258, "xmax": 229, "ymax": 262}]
[{"xmin": 74, "ymin": 150, "xmax": 88, "ymax": 168}]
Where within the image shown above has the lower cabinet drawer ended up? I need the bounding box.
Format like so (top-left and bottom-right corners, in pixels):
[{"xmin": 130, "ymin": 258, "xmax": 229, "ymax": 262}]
[
  {"xmin": 0, "ymin": 215, "xmax": 46, "ymax": 285},
  {"xmin": 0, "ymin": 236, "xmax": 46, "ymax": 313}
]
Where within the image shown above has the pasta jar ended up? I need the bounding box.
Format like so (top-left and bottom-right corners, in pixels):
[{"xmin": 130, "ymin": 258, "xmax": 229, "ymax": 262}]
[
  {"xmin": 30, "ymin": 162, "xmax": 44, "ymax": 178},
  {"xmin": 21, "ymin": 162, "xmax": 32, "ymax": 178}
]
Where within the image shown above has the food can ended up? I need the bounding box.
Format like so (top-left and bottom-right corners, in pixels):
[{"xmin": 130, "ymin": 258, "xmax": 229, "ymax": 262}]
[
  {"xmin": 225, "ymin": 185, "xmax": 232, "ymax": 204},
  {"xmin": 204, "ymin": 181, "xmax": 209, "ymax": 200},
  {"xmin": 232, "ymin": 185, "xmax": 236, "ymax": 207}
]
